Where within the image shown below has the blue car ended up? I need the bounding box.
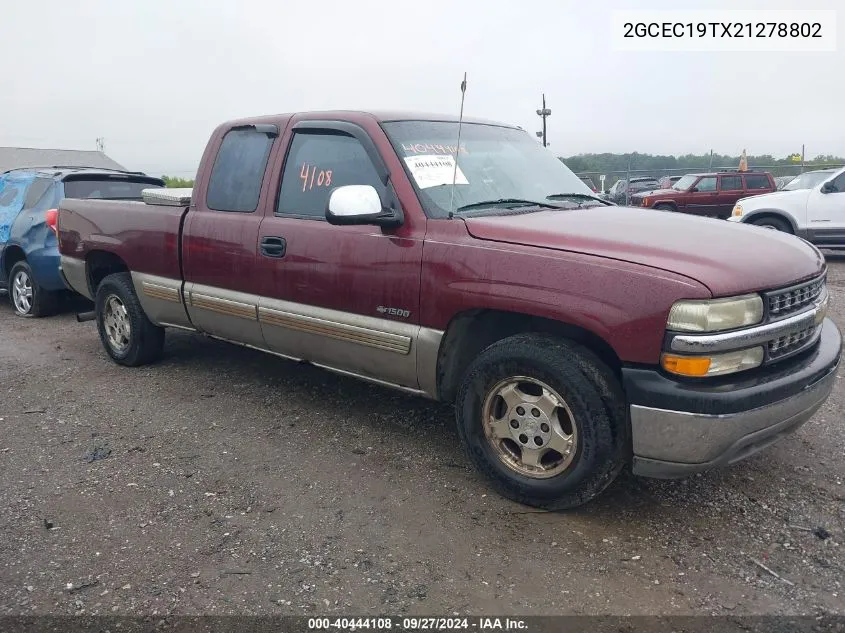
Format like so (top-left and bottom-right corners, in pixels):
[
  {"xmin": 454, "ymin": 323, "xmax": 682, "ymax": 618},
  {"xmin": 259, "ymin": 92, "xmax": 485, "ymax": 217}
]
[{"xmin": 0, "ymin": 167, "xmax": 164, "ymax": 317}]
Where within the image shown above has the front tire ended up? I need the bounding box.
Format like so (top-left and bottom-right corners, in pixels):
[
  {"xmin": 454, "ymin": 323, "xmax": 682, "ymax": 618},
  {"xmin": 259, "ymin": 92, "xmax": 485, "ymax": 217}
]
[
  {"xmin": 752, "ymin": 216, "xmax": 792, "ymax": 233},
  {"xmin": 455, "ymin": 334, "xmax": 628, "ymax": 510},
  {"xmin": 653, "ymin": 203, "xmax": 675, "ymax": 212},
  {"xmin": 9, "ymin": 260, "xmax": 58, "ymax": 318},
  {"xmin": 95, "ymin": 272, "xmax": 164, "ymax": 366}
]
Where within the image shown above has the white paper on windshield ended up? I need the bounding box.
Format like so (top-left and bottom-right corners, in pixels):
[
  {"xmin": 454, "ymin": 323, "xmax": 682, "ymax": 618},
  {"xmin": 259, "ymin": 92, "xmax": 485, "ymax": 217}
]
[{"xmin": 403, "ymin": 154, "xmax": 468, "ymax": 189}]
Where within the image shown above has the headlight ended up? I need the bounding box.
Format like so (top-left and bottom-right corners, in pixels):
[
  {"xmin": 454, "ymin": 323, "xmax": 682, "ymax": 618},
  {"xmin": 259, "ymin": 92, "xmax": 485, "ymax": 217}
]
[
  {"xmin": 667, "ymin": 295, "xmax": 763, "ymax": 332},
  {"xmin": 662, "ymin": 347, "xmax": 764, "ymax": 377},
  {"xmin": 732, "ymin": 204, "xmax": 743, "ymax": 217}
]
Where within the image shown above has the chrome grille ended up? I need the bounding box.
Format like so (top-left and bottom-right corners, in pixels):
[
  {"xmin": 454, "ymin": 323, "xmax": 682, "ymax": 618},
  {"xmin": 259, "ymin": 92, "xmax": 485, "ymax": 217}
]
[
  {"xmin": 768, "ymin": 276, "xmax": 825, "ymax": 318},
  {"xmin": 768, "ymin": 324, "xmax": 818, "ymax": 360}
]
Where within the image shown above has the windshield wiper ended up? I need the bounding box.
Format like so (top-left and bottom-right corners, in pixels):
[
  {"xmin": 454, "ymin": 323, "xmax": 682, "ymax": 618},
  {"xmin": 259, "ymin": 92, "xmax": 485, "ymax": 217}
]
[
  {"xmin": 546, "ymin": 193, "xmax": 606, "ymax": 203},
  {"xmin": 456, "ymin": 198, "xmax": 562, "ymax": 212}
]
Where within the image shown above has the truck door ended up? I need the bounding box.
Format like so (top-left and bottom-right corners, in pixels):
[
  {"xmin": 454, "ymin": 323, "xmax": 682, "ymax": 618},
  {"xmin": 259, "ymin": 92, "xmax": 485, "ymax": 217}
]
[
  {"xmin": 686, "ymin": 176, "xmax": 718, "ymax": 216},
  {"xmin": 181, "ymin": 124, "xmax": 279, "ymax": 347},
  {"xmin": 717, "ymin": 174, "xmax": 743, "ymax": 218},
  {"xmin": 807, "ymin": 170, "xmax": 845, "ymax": 246},
  {"xmin": 254, "ymin": 120, "xmax": 425, "ymax": 390}
]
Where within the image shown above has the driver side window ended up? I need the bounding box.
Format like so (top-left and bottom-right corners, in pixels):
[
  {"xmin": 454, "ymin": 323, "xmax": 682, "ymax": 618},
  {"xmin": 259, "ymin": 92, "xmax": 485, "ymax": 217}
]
[
  {"xmin": 828, "ymin": 173, "xmax": 845, "ymax": 193},
  {"xmin": 277, "ymin": 132, "xmax": 382, "ymax": 219},
  {"xmin": 694, "ymin": 177, "xmax": 717, "ymax": 192}
]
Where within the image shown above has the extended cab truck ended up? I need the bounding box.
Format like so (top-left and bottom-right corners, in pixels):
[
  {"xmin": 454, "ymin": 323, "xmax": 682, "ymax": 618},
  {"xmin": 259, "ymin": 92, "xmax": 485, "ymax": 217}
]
[{"xmin": 57, "ymin": 111, "xmax": 841, "ymax": 509}]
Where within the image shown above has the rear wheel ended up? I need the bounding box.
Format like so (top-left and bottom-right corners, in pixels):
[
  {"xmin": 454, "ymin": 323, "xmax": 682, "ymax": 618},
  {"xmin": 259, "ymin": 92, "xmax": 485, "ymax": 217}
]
[
  {"xmin": 455, "ymin": 334, "xmax": 628, "ymax": 510},
  {"xmin": 95, "ymin": 272, "xmax": 164, "ymax": 366},
  {"xmin": 752, "ymin": 216, "xmax": 792, "ymax": 233},
  {"xmin": 8, "ymin": 260, "xmax": 58, "ymax": 318}
]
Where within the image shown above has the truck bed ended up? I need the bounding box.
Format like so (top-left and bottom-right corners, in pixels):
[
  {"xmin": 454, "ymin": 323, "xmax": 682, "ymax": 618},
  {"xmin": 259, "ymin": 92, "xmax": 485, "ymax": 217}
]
[{"xmin": 58, "ymin": 198, "xmax": 187, "ymax": 281}]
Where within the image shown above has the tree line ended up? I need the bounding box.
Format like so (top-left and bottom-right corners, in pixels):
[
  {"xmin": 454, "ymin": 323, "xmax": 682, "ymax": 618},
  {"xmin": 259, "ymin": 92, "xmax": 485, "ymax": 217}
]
[
  {"xmin": 162, "ymin": 175, "xmax": 194, "ymax": 188},
  {"xmin": 561, "ymin": 152, "xmax": 845, "ymax": 178}
]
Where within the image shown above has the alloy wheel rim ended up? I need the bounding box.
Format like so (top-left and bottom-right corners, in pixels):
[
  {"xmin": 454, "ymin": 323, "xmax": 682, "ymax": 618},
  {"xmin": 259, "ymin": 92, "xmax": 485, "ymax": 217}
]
[
  {"xmin": 481, "ymin": 376, "xmax": 578, "ymax": 479},
  {"xmin": 103, "ymin": 295, "xmax": 131, "ymax": 352},
  {"xmin": 12, "ymin": 270, "xmax": 33, "ymax": 314}
]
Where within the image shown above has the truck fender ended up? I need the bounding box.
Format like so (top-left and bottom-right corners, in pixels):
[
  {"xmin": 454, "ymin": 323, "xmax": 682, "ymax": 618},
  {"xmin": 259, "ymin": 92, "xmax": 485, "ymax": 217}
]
[
  {"xmin": 741, "ymin": 208, "xmax": 800, "ymax": 234},
  {"xmin": 648, "ymin": 198, "xmax": 678, "ymax": 209}
]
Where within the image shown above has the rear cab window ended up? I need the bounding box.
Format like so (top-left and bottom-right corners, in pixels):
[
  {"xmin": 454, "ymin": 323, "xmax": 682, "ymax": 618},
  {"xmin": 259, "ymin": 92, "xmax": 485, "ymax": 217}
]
[{"xmin": 206, "ymin": 127, "xmax": 276, "ymax": 212}]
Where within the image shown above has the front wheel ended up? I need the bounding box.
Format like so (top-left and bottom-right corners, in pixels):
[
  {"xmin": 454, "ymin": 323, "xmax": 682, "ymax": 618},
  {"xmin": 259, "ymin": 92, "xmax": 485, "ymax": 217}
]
[
  {"xmin": 95, "ymin": 272, "xmax": 165, "ymax": 366},
  {"xmin": 9, "ymin": 260, "xmax": 58, "ymax": 318},
  {"xmin": 653, "ymin": 203, "xmax": 675, "ymax": 212},
  {"xmin": 752, "ymin": 216, "xmax": 792, "ymax": 233},
  {"xmin": 455, "ymin": 334, "xmax": 628, "ymax": 510}
]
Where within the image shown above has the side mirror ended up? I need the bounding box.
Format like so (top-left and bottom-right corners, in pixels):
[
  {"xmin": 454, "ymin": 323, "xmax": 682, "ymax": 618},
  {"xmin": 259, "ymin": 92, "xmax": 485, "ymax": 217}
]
[
  {"xmin": 821, "ymin": 181, "xmax": 836, "ymax": 194},
  {"xmin": 690, "ymin": 187, "xmax": 698, "ymax": 193},
  {"xmin": 325, "ymin": 185, "xmax": 403, "ymax": 228}
]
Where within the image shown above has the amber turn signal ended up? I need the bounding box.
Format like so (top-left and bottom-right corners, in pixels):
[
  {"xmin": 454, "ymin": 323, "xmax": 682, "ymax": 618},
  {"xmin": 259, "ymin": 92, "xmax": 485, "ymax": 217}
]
[{"xmin": 661, "ymin": 354, "xmax": 711, "ymax": 377}]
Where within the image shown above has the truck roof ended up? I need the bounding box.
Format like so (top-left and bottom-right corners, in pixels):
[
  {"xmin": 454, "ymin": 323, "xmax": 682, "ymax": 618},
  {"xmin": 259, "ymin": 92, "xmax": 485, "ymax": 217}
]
[
  {"xmin": 221, "ymin": 110, "xmax": 521, "ymax": 130},
  {"xmin": 687, "ymin": 170, "xmax": 772, "ymax": 177}
]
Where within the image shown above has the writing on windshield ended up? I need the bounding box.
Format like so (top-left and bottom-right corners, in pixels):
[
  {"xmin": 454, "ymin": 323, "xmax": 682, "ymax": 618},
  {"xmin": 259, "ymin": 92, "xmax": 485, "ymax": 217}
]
[{"xmin": 384, "ymin": 121, "xmax": 592, "ymax": 218}]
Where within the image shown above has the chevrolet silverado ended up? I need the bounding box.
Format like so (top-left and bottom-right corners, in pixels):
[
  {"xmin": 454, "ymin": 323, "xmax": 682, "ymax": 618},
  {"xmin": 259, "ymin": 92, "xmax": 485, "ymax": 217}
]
[{"xmin": 56, "ymin": 111, "xmax": 841, "ymax": 509}]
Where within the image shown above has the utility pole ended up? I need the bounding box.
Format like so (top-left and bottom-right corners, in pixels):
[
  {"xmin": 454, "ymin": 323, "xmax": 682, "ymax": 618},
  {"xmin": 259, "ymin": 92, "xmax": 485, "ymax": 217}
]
[
  {"xmin": 801, "ymin": 143, "xmax": 805, "ymax": 173},
  {"xmin": 536, "ymin": 94, "xmax": 551, "ymax": 148}
]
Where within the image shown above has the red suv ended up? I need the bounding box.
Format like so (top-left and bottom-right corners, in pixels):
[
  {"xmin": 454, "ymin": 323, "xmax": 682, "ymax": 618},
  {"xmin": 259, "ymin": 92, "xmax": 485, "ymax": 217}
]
[{"xmin": 631, "ymin": 171, "xmax": 776, "ymax": 219}]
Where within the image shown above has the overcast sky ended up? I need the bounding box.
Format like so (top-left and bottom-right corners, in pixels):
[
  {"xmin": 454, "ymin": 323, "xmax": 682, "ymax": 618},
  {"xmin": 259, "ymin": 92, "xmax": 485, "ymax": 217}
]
[{"xmin": 1, "ymin": 0, "xmax": 842, "ymax": 177}]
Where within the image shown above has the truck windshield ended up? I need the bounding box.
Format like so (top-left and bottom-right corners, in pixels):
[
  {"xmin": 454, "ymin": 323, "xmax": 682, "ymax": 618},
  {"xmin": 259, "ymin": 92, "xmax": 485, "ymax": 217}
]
[
  {"xmin": 382, "ymin": 121, "xmax": 594, "ymax": 218},
  {"xmin": 672, "ymin": 175, "xmax": 697, "ymax": 191},
  {"xmin": 63, "ymin": 177, "xmax": 164, "ymax": 200},
  {"xmin": 782, "ymin": 171, "xmax": 834, "ymax": 191}
]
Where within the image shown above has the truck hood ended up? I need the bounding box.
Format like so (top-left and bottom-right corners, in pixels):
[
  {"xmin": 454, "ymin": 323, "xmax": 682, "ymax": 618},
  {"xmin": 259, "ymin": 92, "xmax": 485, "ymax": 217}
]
[
  {"xmin": 739, "ymin": 188, "xmax": 811, "ymax": 209},
  {"xmin": 463, "ymin": 207, "xmax": 824, "ymax": 297},
  {"xmin": 631, "ymin": 188, "xmax": 675, "ymax": 199}
]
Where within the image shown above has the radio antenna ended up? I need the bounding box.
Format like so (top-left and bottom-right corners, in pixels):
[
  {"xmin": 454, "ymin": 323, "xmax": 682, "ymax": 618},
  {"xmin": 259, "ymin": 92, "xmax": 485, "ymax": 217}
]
[{"xmin": 447, "ymin": 72, "xmax": 467, "ymax": 219}]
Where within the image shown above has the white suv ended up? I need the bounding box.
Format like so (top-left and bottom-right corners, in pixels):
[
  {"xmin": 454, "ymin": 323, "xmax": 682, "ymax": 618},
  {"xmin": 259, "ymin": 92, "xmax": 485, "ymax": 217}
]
[{"xmin": 728, "ymin": 167, "xmax": 845, "ymax": 248}]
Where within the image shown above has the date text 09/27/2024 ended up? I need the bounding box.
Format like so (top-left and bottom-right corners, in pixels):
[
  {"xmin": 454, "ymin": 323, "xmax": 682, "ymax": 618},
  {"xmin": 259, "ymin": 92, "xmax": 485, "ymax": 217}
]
[{"xmin": 307, "ymin": 617, "xmax": 528, "ymax": 631}]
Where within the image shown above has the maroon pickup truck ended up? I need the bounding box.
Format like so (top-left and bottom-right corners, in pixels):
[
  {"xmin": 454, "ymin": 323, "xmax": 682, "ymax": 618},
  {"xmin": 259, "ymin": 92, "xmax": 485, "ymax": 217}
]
[{"xmin": 56, "ymin": 111, "xmax": 840, "ymax": 509}]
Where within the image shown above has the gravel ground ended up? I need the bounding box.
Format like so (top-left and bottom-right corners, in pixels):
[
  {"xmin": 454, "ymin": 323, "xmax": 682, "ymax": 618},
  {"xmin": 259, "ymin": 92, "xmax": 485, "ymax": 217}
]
[{"xmin": 0, "ymin": 258, "xmax": 843, "ymax": 617}]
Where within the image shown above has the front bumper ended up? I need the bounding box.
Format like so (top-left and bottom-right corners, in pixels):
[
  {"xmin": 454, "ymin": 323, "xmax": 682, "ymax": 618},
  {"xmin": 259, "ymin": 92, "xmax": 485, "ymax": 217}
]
[{"xmin": 624, "ymin": 318, "xmax": 841, "ymax": 478}]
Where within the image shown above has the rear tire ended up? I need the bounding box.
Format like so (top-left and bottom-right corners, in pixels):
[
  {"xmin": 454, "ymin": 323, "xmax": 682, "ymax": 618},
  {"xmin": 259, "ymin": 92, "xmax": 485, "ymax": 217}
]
[
  {"xmin": 9, "ymin": 260, "xmax": 59, "ymax": 318},
  {"xmin": 752, "ymin": 216, "xmax": 792, "ymax": 233},
  {"xmin": 455, "ymin": 334, "xmax": 628, "ymax": 510},
  {"xmin": 95, "ymin": 272, "xmax": 164, "ymax": 366}
]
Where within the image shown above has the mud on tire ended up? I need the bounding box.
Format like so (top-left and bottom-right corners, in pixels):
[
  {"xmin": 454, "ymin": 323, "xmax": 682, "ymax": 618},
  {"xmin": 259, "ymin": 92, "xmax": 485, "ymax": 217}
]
[{"xmin": 455, "ymin": 333, "xmax": 629, "ymax": 510}]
